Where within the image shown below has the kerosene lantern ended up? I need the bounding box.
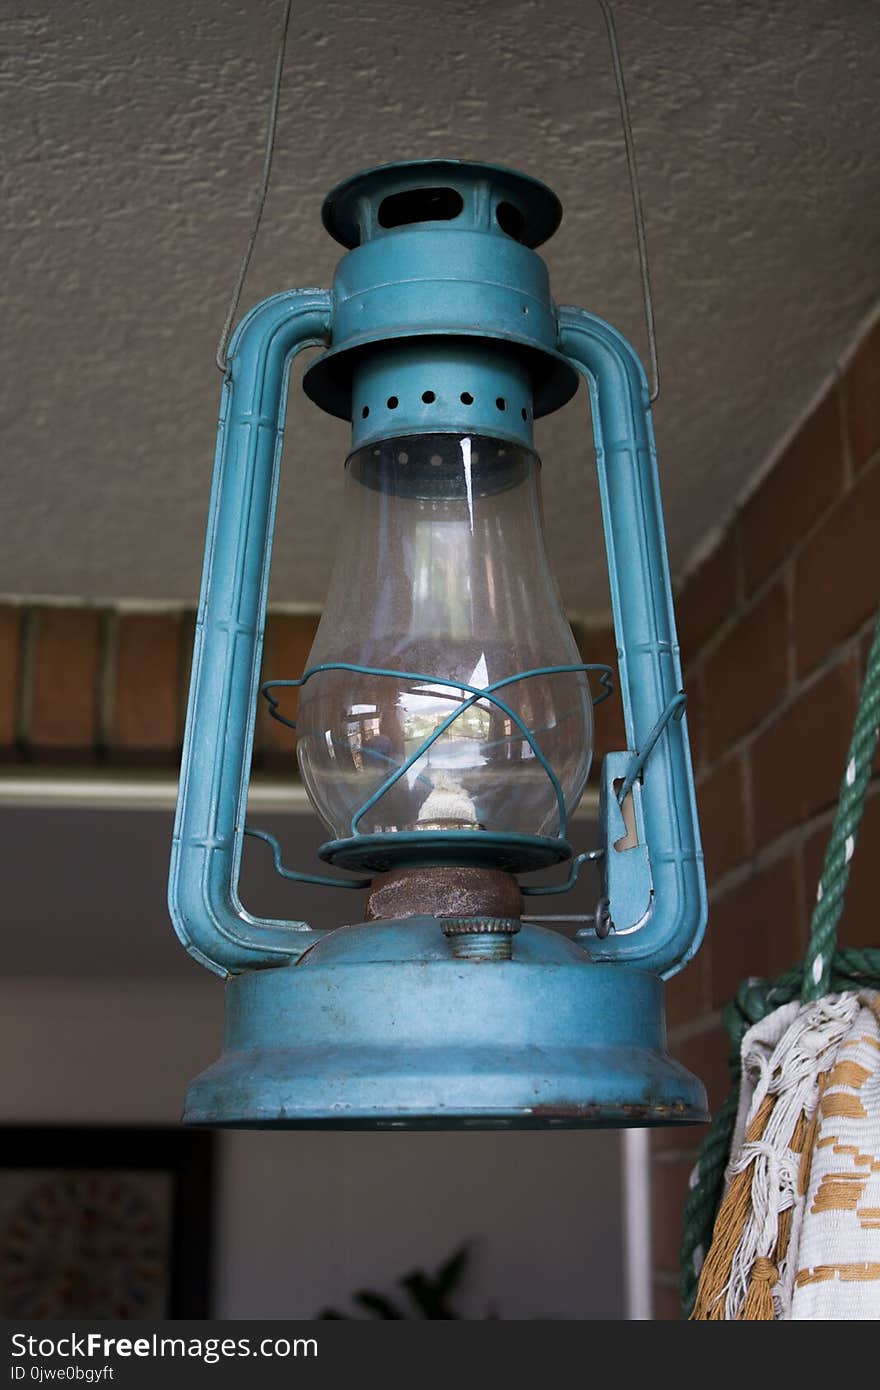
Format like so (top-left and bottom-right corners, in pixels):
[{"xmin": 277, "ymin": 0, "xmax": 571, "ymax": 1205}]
[{"xmin": 168, "ymin": 159, "xmax": 708, "ymax": 1128}]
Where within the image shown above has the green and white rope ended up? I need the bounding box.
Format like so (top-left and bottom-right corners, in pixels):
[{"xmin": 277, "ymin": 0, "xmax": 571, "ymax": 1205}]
[
  {"xmin": 802, "ymin": 612, "xmax": 880, "ymax": 1000},
  {"xmin": 680, "ymin": 609, "xmax": 880, "ymax": 1317}
]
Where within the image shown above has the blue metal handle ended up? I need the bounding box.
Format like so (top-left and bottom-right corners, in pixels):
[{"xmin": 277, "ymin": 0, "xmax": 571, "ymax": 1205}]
[
  {"xmin": 168, "ymin": 289, "xmax": 332, "ymax": 977},
  {"xmin": 558, "ymin": 306, "xmax": 706, "ymax": 978}
]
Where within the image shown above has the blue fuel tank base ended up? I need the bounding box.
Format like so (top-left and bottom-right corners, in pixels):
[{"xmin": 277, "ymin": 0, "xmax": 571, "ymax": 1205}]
[{"xmin": 183, "ymin": 920, "xmax": 708, "ymax": 1130}]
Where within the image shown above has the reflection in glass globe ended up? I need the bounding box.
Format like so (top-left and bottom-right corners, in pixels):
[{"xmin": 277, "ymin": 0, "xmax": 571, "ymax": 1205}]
[{"xmin": 295, "ymin": 434, "xmax": 593, "ymax": 841}]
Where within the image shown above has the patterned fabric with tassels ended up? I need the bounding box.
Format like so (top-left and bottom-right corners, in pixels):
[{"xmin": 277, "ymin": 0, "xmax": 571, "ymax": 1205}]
[
  {"xmin": 791, "ymin": 994, "xmax": 880, "ymax": 1317},
  {"xmin": 691, "ymin": 992, "xmax": 880, "ymax": 1319}
]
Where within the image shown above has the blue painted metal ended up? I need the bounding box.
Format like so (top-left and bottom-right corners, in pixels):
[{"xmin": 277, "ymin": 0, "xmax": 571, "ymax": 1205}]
[
  {"xmin": 558, "ymin": 306, "xmax": 707, "ymax": 977},
  {"xmin": 183, "ymin": 919, "xmax": 708, "ymax": 1129},
  {"xmin": 616, "ymin": 691, "xmax": 688, "ymax": 806},
  {"xmin": 520, "ymin": 849, "xmax": 604, "ymax": 898},
  {"xmin": 302, "ymin": 161, "xmax": 578, "ymax": 427},
  {"xmin": 168, "ymin": 289, "xmax": 333, "ymax": 978},
  {"xmin": 318, "ymin": 830, "xmax": 574, "ymax": 875},
  {"xmin": 321, "ymin": 159, "xmax": 563, "ymax": 250},
  {"xmin": 350, "ymin": 340, "xmax": 535, "ymax": 450},
  {"xmin": 169, "ymin": 158, "xmax": 708, "ymax": 1128},
  {"xmin": 594, "ymin": 752, "xmax": 653, "ymax": 936},
  {"xmin": 243, "ymin": 826, "xmax": 371, "ymax": 890}
]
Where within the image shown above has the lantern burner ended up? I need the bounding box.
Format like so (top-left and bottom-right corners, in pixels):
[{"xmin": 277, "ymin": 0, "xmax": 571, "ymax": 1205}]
[{"xmin": 365, "ymin": 864, "xmax": 523, "ymax": 924}]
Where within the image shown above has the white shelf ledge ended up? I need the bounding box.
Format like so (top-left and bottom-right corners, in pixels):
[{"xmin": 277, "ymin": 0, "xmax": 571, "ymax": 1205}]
[{"xmin": 0, "ymin": 770, "xmax": 601, "ymax": 816}]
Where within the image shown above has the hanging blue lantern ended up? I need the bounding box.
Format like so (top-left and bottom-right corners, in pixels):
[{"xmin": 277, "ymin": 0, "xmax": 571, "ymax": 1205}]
[{"xmin": 168, "ymin": 155, "xmax": 707, "ymax": 1129}]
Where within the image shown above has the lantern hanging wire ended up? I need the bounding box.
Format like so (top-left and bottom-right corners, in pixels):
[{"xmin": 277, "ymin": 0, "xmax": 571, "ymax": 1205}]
[
  {"xmin": 214, "ymin": 0, "xmax": 294, "ymax": 374},
  {"xmin": 213, "ymin": 0, "xmax": 661, "ymax": 401}
]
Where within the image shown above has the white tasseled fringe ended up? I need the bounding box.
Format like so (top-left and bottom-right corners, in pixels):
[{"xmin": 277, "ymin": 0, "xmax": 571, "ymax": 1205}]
[{"xmin": 722, "ymin": 993, "xmax": 864, "ymax": 1320}]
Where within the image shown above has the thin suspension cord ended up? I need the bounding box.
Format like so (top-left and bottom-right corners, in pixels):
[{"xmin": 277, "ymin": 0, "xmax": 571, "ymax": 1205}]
[
  {"xmin": 596, "ymin": 0, "xmax": 661, "ymax": 402},
  {"xmin": 214, "ymin": 0, "xmax": 660, "ymax": 402},
  {"xmin": 215, "ymin": 0, "xmax": 293, "ymax": 373}
]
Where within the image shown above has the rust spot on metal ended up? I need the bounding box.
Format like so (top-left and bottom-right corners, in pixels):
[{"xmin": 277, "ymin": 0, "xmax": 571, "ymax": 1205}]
[
  {"xmin": 529, "ymin": 1098, "xmax": 702, "ymax": 1125},
  {"xmin": 366, "ymin": 864, "xmax": 523, "ymax": 922}
]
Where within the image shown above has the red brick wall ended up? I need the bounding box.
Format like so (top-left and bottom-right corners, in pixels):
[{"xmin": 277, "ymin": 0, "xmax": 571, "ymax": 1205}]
[
  {"xmin": 650, "ymin": 315, "xmax": 880, "ymax": 1317},
  {"xmin": 0, "ymin": 605, "xmax": 618, "ymax": 774},
  {"xmin": 0, "ymin": 606, "xmax": 319, "ymax": 769}
]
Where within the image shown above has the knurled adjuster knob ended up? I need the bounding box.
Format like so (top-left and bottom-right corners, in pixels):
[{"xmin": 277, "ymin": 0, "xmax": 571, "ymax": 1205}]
[{"xmin": 440, "ymin": 916, "xmax": 521, "ymax": 961}]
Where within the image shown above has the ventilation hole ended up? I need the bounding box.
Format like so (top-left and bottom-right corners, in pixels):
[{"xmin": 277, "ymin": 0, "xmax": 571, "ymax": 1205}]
[
  {"xmin": 496, "ymin": 397, "xmax": 506, "ymax": 411},
  {"xmin": 496, "ymin": 201, "xmax": 526, "ymax": 241},
  {"xmin": 378, "ymin": 187, "xmax": 464, "ymax": 229},
  {"xmin": 421, "ymin": 390, "xmax": 436, "ymax": 404},
  {"xmin": 361, "ymin": 405, "xmax": 370, "ymax": 419},
  {"xmin": 521, "ymin": 304, "xmax": 530, "ymax": 315},
  {"xmin": 387, "ymin": 396, "xmax": 399, "ymax": 410},
  {"xmin": 521, "ymin": 407, "xmax": 529, "ymax": 420},
  {"xmin": 460, "ymin": 391, "xmax": 474, "ymax": 406}
]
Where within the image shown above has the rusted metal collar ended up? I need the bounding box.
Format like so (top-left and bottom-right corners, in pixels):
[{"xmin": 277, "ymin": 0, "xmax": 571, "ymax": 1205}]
[{"xmin": 366, "ymin": 865, "xmax": 523, "ymax": 924}]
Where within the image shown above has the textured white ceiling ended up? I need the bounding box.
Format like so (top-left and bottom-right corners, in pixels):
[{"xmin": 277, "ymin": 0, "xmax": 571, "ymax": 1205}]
[{"xmin": 2, "ymin": 0, "xmax": 878, "ymax": 616}]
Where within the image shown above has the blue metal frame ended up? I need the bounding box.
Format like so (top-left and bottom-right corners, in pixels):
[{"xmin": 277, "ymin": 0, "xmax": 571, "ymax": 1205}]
[
  {"xmin": 557, "ymin": 307, "xmax": 706, "ymax": 976},
  {"xmin": 169, "ymin": 160, "xmax": 708, "ymax": 1128},
  {"xmin": 168, "ymin": 289, "xmax": 332, "ymax": 978},
  {"xmin": 169, "ymin": 165, "xmax": 706, "ymax": 983}
]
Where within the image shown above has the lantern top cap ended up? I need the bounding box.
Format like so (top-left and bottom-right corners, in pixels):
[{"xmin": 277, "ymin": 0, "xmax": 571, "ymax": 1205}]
[{"xmin": 321, "ymin": 158, "xmax": 563, "ymax": 251}]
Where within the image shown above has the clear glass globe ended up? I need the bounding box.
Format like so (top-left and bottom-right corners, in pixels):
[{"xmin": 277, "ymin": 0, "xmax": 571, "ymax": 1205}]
[{"xmin": 295, "ymin": 433, "xmax": 592, "ymax": 841}]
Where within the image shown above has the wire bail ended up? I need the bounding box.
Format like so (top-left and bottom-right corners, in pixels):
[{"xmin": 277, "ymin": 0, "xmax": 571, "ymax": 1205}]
[{"xmin": 214, "ymin": 0, "xmax": 660, "ymax": 399}]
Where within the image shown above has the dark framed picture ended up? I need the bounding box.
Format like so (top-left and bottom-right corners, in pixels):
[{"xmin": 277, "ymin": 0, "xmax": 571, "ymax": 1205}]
[{"xmin": 0, "ymin": 1127, "xmax": 213, "ymax": 1319}]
